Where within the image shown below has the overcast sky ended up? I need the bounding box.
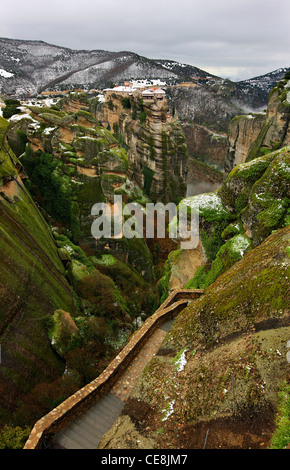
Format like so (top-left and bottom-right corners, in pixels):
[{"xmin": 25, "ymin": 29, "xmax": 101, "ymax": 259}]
[{"xmin": 1, "ymin": 0, "xmax": 289, "ymax": 81}]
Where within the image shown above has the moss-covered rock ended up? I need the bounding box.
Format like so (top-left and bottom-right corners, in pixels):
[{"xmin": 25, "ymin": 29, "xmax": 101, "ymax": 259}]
[
  {"xmin": 168, "ymin": 226, "xmax": 290, "ymax": 350},
  {"xmin": 67, "ymin": 259, "xmax": 130, "ymax": 321},
  {"xmin": 180, "ymin": 191, "xmax": 231, "ymax": 222},
  {"xmin": 104, "ymin": 226, "xmax": 290, "ymax": 449},
  {"xmin": 218, "ymin": 151, "xmax": 278, "ymax": 215},
  {"xmin": 181, "ymin": 146, "xmax": 289, "ymax": 293},
  {"xmin": 241, "ymin": 147, "xmax": 290, "ymax": 245},
  {"xmin": 0, "ymin": 117, "xmax": 18, "ymax": 184},
  {"xmin": 49, "ymin": 309, "xmax": 79, "ymax": 357},
  {"xmin": 186, "ymin": 233, "xmax": 252, "ymax": 289}
]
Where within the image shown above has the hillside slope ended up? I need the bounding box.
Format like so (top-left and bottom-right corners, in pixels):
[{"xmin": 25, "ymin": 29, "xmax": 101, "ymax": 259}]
[{"xmin": 99, "ymin": 225, "xmax": 289, "ymax": 449}]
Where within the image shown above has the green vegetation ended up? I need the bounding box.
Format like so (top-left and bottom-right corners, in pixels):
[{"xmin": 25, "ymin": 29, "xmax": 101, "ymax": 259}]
[
  {"xmin": 121, "ymin": 97, "xmax": 131, "ymax": 109},
  {"xmin": 0, "ymin": 117, "xmax": 18, "ymax": 184},
  {"xmin": 269, "ymin": 381, "xmax": 290, "ymax": 449},
  {"xmin": 142, "ymin": 166, "xmax": 154, "ymax": 197},
  {"xmin": 2, "ymin": 99, "xmax": 21, "ymax": 119},
  {"xmin": 157, "ymin": 249, "xmax": 182, "ymax": 303},
  {"xmin": 186, "ymin": 234, "xmax": 252, "ymax": 289},
  {"xmin": 21, "ymin": 150, "xmax": 81, "ymax": 241},
  {"xmin": 139, "ymin": 111, "xmax": 147, "ymax": 124},
  {"xmin": 0, "ymin": 425, "xmax": 31, "ymax": 449}
]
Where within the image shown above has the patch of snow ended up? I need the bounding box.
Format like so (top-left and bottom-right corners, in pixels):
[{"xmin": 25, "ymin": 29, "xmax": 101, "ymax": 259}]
[
  {"xmin": 8, "ymin": 113, "xmax": 34, "ymax": 122},
  {"xmin": 230, "ymin": 234, "xmax": 251, "ymax": 257},
  {"xmin": 181, "ymin": 192, "xmax": 229, "ymax": 218},
  {"xmin": 161, "ymin": 399, "xmax": 175, "ymax": 421},
  {"xmin": 63, "ymin": 245, "xmax": 75, "ymax": 254},
  {"xmin": 77, "ymin": 136, "xmax": 98, "ymax": 142},
  {"xmin": 28, "ymin": 121, "xmax": 41, "ymax": 131},
  {"xmin": 174, "ymin": 349, "xmax": 188, "ymax": 372},
  {"xmin": 0, "ymin": 68, "xmax": 14, "ymax": 78},
  {"xmin": 97, "ymin": 94, "xmax": 105, "ymax": 103},
  {"xmin": 42, "ymin": 126, "xmax": 56, "ymax": 135}
]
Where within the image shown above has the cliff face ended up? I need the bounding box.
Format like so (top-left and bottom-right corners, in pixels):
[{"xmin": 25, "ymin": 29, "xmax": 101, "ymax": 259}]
[
  {"xmin": 7, "ymin": 94, "xmax": 154, "ymax": 281},
  {"xmin": 0, "ymin": 116, "xmax": 76, "ymax": 425},
  {"xmin": 225, "ymin": 75, "xmax": 290, "ymax": 172},
  {"xmin": 103, "ymin": 89, "xmax": 188, "ymax": 202},
  {"xmin": 182, "ymin": 123, "xmax": 227, "ymax": 171}
]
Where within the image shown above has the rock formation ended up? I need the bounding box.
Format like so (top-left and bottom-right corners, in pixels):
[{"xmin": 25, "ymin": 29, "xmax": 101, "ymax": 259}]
[
  {"xmin": 225, "ymin": 74, "xmax": 290, "ymax": 172},
  {"xmin": 102, "ymin": 87, "xmax": 188, "ymax": 202},
  {"xmin": 0, "ymin": 115, "xmax": 76, "ymax": 425}
]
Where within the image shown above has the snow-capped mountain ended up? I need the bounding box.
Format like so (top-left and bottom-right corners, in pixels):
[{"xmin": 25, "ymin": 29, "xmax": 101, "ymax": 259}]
[
  {"xmin": 0, "ymin": 38, "xmax": 189, "ymax": 96},
  {"xmin": 238, "ymin": 67, "xmax": 290, "ymax": 93},
  {"xmin": 0, "ymin": 37, "xmax": 288, "ymax": 115}
]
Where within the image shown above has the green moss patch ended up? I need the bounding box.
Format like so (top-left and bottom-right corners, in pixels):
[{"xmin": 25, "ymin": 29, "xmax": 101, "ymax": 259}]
[{"xmin": 186, "ymin": 234, "xmax": 252, "ymax": 289}]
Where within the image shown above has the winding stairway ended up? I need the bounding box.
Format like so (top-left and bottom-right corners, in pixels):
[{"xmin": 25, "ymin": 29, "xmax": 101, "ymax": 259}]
[
  {"xmin": 53, "ymin": 319, "xmax": 175, "ymax": 449},
  {"xmin": 24, "ymin": 289, "xmax": 204, "ymax": 449}
]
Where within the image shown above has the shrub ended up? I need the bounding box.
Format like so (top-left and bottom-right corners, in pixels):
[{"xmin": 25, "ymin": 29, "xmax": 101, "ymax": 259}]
[
  {"xmin": 121, "ymin": 97, "xmax": 131, "ymax": 109},
  {"xmin": 22, "ymin": 150, "xmax": 80, "ymax": 241},
  {"xmin": 142, "ymin": 166, "xmax": 154, "ymax": 197},
  {"xmin": 3, "ymin": 99, "xmax": 21, "ymax": 119},
  {"xmin": 139, "ymin": 111, "xmax": 147, "ymax": 124},
  {"xmin": 0, "ymin": 425, "xmax": 31, "ymax": 449}
]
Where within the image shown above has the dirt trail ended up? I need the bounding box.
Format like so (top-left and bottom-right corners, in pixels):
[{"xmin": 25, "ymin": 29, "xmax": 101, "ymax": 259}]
[{"xmin": 169, "ymin": 239, "xmax": 206, "ymax": 290}]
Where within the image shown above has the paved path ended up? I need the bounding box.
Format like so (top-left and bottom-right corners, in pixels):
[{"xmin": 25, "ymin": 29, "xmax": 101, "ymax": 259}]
[{"xmin": 53, "ymin": 320, "xmax": 174, "ymax": 449}]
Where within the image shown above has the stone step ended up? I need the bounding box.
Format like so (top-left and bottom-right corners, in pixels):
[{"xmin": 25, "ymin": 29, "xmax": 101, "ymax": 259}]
[
  {"xmin": 56, "ymin": 426, "xmax": 98, "ymax": 449},
  {"xmin": 54, "ymin": 393, "xmax": 125, "ymax": 449}
]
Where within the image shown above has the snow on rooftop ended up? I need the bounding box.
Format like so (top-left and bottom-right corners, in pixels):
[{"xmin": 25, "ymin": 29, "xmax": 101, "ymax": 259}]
[
  {"xmin": 141, "ymin": 89, "xmax": 154, "ymax": 95},
  {"xmin": 104, "ymin": 80, "xmax": 166, "ymax": 94},
  {"xmin": 97, "ymin": 94, "xmax": 105, "ymax": 103}
]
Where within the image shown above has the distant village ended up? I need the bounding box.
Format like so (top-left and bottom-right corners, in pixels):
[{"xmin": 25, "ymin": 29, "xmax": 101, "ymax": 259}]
[{"xmin": 0, "ymin": 80, "xmax": 171, "ymax": 117}]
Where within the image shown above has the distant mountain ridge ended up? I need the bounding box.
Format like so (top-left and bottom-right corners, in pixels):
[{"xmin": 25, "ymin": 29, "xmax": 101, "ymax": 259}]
[
  {"xmin": 239, "ymin": 67, "xmax": 290, "ymax": 93},
  {"xmin": 0, "ymin": 37, "xmax": 288, "ymax": 101},
  {"xmin": 0, "ymin": 37, "xmax": 195, "ymax": 96}
]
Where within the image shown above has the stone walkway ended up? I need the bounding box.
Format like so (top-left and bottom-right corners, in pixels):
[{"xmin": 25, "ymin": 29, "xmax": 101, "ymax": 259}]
[
  {"xmin": 111, "ymin": 323, "xmax": 171, "ymax": 401},
  {"xmin": 53, "ymin": 319, "xmax": 174, "ymax": 449}
]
